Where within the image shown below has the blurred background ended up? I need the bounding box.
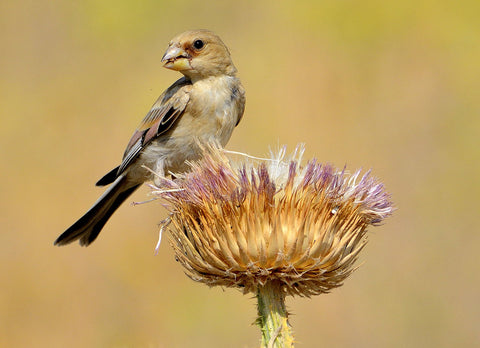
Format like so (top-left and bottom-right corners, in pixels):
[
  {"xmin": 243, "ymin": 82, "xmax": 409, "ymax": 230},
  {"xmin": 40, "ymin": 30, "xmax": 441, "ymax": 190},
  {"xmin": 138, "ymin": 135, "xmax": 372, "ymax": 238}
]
[{"xmin": 1, "ymin": 0, "xmax": 479, "ymax": 347}]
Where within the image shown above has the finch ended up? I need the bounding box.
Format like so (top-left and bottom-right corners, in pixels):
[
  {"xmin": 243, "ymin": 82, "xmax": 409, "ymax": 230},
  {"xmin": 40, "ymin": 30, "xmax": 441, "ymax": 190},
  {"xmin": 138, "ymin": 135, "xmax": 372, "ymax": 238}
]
[{"xmin": 54, "ymin": 29, "xmax": 245, "ymax": 246}]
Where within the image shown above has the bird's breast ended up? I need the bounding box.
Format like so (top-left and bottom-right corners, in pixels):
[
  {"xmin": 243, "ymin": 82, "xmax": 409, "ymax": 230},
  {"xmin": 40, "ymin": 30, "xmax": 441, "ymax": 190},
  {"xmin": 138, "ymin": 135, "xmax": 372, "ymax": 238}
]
[{"xmin": 186, "ymin": 75, "xmax": 242, "ymax": 144}]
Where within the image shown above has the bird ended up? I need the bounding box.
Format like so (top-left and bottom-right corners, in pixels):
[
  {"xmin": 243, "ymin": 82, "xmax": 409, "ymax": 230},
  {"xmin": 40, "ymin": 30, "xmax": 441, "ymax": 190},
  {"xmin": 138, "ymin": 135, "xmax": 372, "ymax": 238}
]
[{"xmin": 54, "ymin": 29, "xmax": 245, "ymax": 247}]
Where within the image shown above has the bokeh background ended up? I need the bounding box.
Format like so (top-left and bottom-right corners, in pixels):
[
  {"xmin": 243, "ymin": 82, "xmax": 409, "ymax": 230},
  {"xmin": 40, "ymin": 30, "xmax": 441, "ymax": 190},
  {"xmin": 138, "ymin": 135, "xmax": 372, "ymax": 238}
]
[{"xmin": 1, "ymin": 0, "xmax": 479, "ymax": 347}]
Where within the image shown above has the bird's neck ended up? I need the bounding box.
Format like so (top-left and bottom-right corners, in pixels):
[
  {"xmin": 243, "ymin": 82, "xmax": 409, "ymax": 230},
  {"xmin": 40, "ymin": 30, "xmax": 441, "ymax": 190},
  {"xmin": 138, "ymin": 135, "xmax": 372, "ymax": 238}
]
[{"xmin": 183, "ymin": 65, "xmax": 237, "ymax": 84}]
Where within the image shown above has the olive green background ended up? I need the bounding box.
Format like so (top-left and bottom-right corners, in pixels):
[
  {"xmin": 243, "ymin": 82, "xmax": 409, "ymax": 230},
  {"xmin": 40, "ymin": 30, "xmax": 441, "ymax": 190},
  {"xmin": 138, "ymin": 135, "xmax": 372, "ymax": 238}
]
[{"xmin": 1, "ymin": 1, "xmax": 479, "ymax": 347}]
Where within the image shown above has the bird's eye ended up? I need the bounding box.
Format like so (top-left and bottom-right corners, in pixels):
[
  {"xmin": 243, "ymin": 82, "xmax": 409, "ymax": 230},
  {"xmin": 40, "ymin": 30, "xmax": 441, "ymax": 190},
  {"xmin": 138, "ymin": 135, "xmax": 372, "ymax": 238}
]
[{"xmin": 193, "ymin": 39, "xmax": 204, "ymax": 50}]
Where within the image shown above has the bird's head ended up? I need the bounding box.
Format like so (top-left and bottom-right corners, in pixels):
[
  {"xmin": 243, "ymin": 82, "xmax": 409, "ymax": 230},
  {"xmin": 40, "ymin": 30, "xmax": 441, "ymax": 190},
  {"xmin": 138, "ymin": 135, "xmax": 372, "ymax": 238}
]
[{"xmin": 161, "ymin": 30, "xmax": 237, "ymax": 81}]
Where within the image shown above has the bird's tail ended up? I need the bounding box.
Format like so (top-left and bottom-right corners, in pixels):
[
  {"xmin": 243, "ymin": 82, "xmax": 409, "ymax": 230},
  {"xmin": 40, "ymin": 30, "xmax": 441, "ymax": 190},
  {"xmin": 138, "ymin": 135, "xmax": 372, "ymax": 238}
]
[{"xmin": 54, "ymin": 175, "xmax": 140, "ymax": 246}]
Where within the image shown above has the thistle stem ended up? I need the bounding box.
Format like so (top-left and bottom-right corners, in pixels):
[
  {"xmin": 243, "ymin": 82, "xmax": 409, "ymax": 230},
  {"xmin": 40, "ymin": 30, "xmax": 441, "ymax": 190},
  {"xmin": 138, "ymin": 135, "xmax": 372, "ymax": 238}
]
[{"xmin": 256, "ymin": 281, "xmax": 294, "ymax": 347}]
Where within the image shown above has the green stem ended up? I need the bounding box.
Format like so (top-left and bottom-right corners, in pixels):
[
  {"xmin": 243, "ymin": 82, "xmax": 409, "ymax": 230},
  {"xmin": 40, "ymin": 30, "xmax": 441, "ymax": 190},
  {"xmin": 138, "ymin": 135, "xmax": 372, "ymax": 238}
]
[{"xmin": 256, "ymin": 281, "xmax": 294, "ymax": 348}]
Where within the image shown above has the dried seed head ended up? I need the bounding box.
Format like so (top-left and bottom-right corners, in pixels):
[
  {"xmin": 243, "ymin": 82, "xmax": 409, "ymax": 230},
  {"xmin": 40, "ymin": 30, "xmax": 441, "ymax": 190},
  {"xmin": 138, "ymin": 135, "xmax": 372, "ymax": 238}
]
[{"xmin": 153, "ymin": 144, "xmax": 393, "ymax": 297}]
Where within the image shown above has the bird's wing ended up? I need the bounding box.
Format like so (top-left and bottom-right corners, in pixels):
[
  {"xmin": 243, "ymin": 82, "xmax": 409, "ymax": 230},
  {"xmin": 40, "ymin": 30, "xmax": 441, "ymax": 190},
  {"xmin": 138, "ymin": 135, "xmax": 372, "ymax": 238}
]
[
  {"xmin": 118, "ymin": 77, "xmax": 192, "ymax": 177},
  {"xmin": 233, "ymin": 83, "xmax": 246, "ymax": 127}
]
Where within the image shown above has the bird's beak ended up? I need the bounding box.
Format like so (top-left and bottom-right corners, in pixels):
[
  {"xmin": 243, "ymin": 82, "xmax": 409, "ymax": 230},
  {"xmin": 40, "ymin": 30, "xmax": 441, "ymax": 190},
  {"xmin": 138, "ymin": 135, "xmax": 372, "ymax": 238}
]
[{"xmin": 161, "ymin": 46, "xmax": 191, "ymax": 71}]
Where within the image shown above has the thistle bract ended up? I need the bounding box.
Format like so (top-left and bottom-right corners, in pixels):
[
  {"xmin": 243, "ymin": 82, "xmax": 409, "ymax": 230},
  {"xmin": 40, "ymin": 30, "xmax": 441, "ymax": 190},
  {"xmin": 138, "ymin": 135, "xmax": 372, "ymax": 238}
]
[{"xmin": 154, "ymin": 144, "xmax": 393, "ymax": 297}]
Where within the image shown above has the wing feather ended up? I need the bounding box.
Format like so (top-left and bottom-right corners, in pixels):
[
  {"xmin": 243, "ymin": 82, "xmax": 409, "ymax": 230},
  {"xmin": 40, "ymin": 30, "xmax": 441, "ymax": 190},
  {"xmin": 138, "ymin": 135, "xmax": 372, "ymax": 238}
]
[{"xmin": 115, "ymin": 77, "xmax": 191, "ymax": 177}]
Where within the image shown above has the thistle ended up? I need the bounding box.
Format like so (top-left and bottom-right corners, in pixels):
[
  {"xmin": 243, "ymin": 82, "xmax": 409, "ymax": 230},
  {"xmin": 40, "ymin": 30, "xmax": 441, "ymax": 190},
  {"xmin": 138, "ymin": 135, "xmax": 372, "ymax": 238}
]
[{"xmin": 152, "ymin": 144, "xmax": 393, "ymax": 347}]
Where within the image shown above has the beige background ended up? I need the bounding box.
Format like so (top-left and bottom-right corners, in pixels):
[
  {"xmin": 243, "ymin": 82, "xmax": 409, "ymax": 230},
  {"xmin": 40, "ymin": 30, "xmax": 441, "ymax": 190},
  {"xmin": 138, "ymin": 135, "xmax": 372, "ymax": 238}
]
[{"xmin": 1, "ymin": 0, "xmax": 479, "ymax": 347}]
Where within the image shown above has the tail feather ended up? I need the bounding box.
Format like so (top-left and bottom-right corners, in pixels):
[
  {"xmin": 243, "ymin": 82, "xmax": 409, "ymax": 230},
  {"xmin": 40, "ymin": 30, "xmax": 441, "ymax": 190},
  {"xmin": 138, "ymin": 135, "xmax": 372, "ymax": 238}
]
[
  {"xmin": 96, "ymin": 166, "xmax": 120, "ymax": 187},
  {"xmin": 54, "ymin": 175, "xmax": 140, "ymax": 246}
]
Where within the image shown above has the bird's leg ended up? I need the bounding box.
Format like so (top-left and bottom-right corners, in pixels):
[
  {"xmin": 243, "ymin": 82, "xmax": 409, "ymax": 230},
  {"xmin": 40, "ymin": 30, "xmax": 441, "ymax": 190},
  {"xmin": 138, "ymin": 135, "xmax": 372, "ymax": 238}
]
[{"xmin": 153, "ymin": 159, "xmax": 166, "ymax": 187}]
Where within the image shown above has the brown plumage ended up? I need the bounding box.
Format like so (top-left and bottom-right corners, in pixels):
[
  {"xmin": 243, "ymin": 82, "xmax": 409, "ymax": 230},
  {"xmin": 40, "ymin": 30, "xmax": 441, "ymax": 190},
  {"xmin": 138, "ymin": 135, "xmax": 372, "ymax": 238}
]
[{"xmin": 55, "ymin": 30, "xmax": 245, "ymax": 246}]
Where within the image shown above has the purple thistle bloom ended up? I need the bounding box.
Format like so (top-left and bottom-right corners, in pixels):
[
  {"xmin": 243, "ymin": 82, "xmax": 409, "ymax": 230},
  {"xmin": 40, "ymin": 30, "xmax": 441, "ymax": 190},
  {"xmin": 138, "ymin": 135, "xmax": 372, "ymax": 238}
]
[{"xmin": 153, "ymin": 144, "xmax": 394, "ymax": 296}]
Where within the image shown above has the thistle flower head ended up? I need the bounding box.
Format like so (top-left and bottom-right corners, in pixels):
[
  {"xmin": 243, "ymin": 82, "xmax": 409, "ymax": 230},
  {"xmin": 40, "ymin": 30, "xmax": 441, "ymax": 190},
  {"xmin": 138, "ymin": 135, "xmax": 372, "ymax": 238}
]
[{"xmin": 154, "ymin": 144, "xmax": 393, "ymax": 297}]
